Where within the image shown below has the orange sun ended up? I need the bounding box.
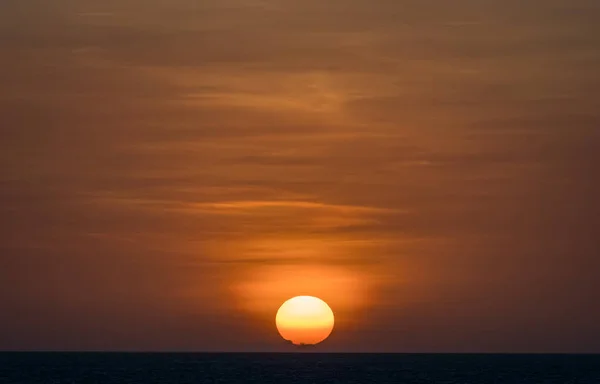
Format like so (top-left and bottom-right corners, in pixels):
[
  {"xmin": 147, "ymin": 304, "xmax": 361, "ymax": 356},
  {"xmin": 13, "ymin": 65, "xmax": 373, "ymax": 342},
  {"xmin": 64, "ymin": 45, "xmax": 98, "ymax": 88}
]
[{"xmin": 275, "ymin": 296, "xmax": 335, "ymax": 346}]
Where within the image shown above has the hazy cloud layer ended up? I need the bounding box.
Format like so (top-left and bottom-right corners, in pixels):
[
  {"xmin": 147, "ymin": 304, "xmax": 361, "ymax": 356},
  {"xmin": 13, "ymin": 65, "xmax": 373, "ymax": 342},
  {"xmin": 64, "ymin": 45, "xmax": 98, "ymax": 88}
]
[{"xmin": 1, "ymin": 0, "xmax": 599, "ymax": 352}]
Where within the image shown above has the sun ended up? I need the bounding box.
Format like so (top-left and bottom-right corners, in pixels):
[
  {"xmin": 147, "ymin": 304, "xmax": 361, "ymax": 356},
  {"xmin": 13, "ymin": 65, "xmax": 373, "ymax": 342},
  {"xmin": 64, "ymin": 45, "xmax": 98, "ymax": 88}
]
[{"xmin": 275, "ymin": 296, "xmax": 335, "ymax": 346}]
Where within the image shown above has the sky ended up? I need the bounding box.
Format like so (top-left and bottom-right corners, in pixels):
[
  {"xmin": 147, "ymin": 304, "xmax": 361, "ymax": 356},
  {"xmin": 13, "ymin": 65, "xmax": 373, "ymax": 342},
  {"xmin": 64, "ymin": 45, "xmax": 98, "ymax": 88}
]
[{"xmin": 1, "ymin": 0, "xmax": 599, "ymax": 352}]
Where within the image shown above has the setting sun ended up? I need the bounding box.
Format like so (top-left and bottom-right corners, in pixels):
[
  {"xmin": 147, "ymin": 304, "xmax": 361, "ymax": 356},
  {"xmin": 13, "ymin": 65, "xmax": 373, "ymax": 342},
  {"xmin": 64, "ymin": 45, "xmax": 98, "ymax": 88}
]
[{"xmin": 275, "ymin": 296, "xmax": 335, "ymax": 346}]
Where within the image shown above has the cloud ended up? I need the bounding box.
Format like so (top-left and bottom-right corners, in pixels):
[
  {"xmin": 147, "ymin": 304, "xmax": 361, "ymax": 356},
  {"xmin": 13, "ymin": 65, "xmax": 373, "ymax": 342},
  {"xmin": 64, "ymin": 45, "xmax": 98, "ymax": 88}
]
[{"xmin": 1, "ymin": 0, "xmax": 599, "ymax": 351}]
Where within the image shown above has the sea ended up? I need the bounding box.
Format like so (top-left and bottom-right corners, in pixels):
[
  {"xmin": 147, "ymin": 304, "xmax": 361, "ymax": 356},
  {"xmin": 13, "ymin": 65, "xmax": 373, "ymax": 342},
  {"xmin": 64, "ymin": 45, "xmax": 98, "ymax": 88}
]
[{"xmin": 1, "ymin": 353, "xmax": 599, "ymax": 384}]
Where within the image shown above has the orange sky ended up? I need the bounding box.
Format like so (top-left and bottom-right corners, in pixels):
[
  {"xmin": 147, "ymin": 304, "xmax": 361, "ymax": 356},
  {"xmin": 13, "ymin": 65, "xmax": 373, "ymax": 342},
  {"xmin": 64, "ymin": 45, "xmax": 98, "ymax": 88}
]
[{"xmin": 1, "ymin": 0, "xmax": 599, "ymax": 352}]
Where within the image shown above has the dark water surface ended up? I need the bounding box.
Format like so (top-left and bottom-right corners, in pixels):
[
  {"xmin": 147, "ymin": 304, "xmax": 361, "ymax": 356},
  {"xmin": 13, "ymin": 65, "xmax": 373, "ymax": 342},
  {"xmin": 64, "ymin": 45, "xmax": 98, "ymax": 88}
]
[{"xmin": 1, "ymin": 353, "xmax": 599, "ymax": 384}]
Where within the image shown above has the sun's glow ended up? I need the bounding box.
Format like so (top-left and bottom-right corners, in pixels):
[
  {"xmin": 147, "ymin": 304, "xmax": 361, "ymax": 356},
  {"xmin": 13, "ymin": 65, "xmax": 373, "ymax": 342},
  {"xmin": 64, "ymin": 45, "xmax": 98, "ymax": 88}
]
[{"xmin": 276, "ymin": 296, "xmax": 335, "ymax": 346}]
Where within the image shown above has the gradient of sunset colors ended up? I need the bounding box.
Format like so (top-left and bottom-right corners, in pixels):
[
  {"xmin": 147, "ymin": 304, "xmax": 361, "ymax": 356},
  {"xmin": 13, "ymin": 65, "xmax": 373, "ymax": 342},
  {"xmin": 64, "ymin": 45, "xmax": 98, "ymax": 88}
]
[{"xmin": 1, "ymin": 0, "xmax": 599, "ymax": 352}]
